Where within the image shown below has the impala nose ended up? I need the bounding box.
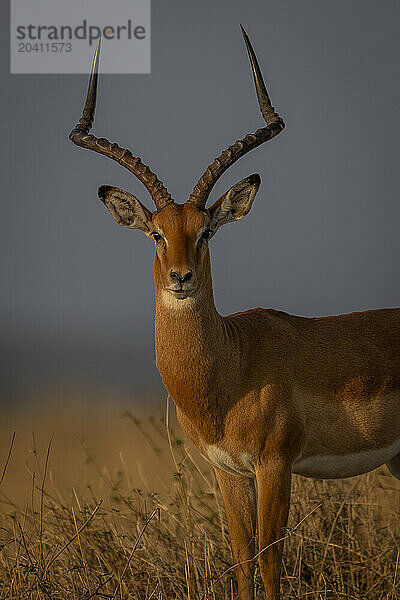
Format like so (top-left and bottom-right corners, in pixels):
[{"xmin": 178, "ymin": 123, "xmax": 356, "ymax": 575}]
[{"xmin": 170, "ymin": 269, "xmax": 192, "ymax": 285}]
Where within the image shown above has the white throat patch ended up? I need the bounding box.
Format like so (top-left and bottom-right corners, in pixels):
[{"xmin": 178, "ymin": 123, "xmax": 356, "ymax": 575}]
[{"xmin": 159, "ymin": 290, "xmax": 198, "ymax": 311}]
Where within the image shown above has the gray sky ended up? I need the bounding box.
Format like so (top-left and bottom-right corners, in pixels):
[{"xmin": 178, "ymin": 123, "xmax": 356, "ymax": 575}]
[{"xmin": 1, "ymin": 0, "xmax": 399, "ymax": 400}]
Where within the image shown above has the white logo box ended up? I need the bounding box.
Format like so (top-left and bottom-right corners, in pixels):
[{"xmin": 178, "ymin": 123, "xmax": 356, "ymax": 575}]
[{"xmin": 10, "ymin": 0, "xmax": 150, "ymax": 74}]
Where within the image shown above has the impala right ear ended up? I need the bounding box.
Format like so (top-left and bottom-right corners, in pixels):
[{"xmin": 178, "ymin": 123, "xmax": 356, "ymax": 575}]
[
  {"xmin": 98, "ymin": 185, "xmax": 153, "ymax": 233},
  {"xmin": 208, "ymin": 174, "xmax": 261, "ymax": 231}
]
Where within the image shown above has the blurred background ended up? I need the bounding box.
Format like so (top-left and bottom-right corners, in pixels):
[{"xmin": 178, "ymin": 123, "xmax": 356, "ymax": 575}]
[{"xmin": 1, "ymin": 0, "xmax": 399, "ymax": 409}]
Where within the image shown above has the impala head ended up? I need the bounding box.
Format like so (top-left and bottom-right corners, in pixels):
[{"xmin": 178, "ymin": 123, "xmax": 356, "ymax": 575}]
[
  {"xmin": 97, "ymin": 174, "xmax": 261, "ymax": 300},
  {"xmin": 69, "ymin": 27, "xmax": 284, "ymax": 303}
]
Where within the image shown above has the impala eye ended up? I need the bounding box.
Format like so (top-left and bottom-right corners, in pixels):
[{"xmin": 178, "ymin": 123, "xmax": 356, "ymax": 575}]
[
  {"xmin": 151, "ymin": 232, "xmax": 163, "ymax": 243},
  {"xmin": 201, "ymin": 229, "xmax": 212, "ymax": 242}
]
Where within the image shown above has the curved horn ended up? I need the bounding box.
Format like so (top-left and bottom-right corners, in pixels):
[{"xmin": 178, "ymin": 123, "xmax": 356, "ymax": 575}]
[
  {"xmin": 69, "ymin": 39, "xmax": 173, "ymax": 211},
  {"xmin": 188, "ymin": 26, "xmax": 285, "ymax": 209}
]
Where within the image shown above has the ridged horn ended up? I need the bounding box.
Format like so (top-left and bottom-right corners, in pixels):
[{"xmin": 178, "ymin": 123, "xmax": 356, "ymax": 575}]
[
  {"xmin": 188, "ymin": 26, "xmax": 285, "ymax": 209},
  {"xmin": 69, "ymin": 38, "xmax": 173, "ymax": 211}
]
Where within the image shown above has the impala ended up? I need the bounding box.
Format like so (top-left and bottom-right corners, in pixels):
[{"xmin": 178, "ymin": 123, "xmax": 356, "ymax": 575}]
[{"xmin": 69, "ymin": 28, "xmax": 400, "ymax": 599}]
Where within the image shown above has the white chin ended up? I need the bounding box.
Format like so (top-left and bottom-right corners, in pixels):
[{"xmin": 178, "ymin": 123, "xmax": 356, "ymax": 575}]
[{"xmin": 160, "ymin": 290, "xmax": 197, "ymax": 309}]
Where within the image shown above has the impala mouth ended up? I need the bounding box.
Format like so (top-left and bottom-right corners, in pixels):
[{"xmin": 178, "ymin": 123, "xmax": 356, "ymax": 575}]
[{"xmin": 166, "ymin": 287, "xmax": 196, "ymax": 299}]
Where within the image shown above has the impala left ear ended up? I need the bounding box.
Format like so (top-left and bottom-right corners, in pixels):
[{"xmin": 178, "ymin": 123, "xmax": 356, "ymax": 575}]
[
  {"xmin": 98, "ymin": 185, "xmax": 153, "ymax": 233},
  {"xmin": 208, "ymin": 174, "xmax": 261, "ymax": 231}
]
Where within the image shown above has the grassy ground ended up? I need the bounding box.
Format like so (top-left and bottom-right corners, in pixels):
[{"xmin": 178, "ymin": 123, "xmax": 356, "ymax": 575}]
[{"xmin": 0, "ymin": 395, "xmax": 398, "ymax": 599}]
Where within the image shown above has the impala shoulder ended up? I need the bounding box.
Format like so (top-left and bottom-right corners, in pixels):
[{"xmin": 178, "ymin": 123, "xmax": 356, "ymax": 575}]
[
  {"xmin": 227, "ymin": 307, "xmax": 300, "ymax": 330},
  {"xmin": 228, "ymin": 308, "xmax": 301, "ymax": 350}
]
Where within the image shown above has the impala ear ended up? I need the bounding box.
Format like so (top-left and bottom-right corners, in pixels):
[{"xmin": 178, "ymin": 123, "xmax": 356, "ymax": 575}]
[
  {"xmin": 208, "ymin": 174, "xmax": 261, "ymax": 230},
  {"xmin": 98, "ymin": 185, "xmax": 153, "ymax": 233}
]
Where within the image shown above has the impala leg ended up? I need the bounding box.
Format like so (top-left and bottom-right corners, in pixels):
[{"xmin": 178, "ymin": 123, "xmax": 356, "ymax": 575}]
[
  {"xmin": 255, "ymin": 460, "xmax": 292, "ymax": 599},
  {"xmin": 214, "ymin": 467, "xmax": 257, "ymax": 600}
]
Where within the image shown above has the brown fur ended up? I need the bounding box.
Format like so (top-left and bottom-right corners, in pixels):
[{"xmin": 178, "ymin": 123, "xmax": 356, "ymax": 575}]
[{"xmin": 146, "ymin": 202, "xmax": 400, "ymax": 599}]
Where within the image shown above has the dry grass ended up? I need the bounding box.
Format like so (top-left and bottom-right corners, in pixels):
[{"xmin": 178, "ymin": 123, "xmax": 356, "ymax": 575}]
[{"xmin": 0, "ymin": 396, "xmax": 398, "ymax": 599}]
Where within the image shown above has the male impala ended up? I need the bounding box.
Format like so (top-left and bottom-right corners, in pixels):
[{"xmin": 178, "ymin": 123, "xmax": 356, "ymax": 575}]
[{"xmin": 69, "ymin": 29, "xmax": 400, "ymax": 599}]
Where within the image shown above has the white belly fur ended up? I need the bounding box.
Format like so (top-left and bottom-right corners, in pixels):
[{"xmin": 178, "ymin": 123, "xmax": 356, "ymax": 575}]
[
  {"xmin": 205, "ymin": 439, "xmax": 400, "ymax": 480},
  {"xmin": 293, "ymin": 438, "xmax": 400, "ymax": 479}
]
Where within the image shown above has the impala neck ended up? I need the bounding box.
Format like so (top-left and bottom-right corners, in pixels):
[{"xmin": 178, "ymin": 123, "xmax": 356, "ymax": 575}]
[
  {"xmin": 154, "ymin": 254, "xmax": 226, "ymax": 417},
  {"xmin": 154, "ymin": 257, "xmax": 224, "ymax": 355}
]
